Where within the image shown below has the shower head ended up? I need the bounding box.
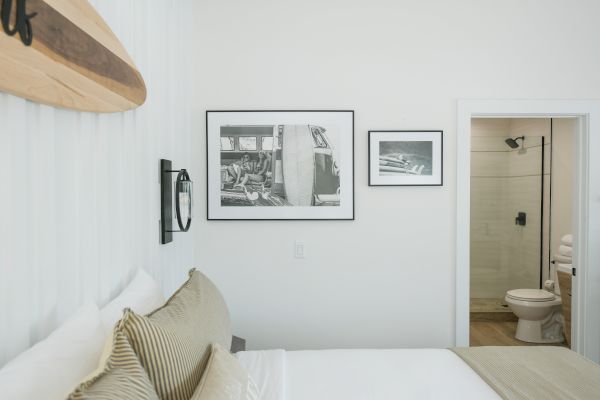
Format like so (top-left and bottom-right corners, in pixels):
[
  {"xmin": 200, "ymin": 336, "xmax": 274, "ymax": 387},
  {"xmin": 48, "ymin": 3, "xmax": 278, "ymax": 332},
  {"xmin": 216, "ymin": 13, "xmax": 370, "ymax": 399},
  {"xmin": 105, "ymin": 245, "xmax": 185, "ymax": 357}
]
[
  {"xmin": 505, "ymin": 136, "xmax": 524, "ymax": 149},
  {"xmin": 505, "ymin": 138, "xmax": 519, "ymax": 149}
]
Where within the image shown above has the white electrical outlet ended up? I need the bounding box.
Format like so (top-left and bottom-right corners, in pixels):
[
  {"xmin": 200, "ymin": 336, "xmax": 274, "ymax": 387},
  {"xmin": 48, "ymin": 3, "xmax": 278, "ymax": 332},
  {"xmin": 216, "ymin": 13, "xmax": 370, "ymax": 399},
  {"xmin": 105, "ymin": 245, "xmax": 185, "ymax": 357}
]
[{"xmin": 294, "ymin": 241, "xmax": 305, "ymax": 259}]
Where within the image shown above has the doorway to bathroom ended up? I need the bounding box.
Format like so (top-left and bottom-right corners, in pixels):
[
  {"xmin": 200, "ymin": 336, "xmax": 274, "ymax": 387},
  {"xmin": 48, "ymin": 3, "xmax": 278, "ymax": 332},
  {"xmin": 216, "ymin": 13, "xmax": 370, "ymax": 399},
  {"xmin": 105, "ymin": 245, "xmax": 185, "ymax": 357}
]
[
  {"xmin": 456, "ymin": 100, "xmax": 600, "ymax": 363},
  {"xmin": 468, "ymin": 118, "xmax": 574, "ymax": 347}
]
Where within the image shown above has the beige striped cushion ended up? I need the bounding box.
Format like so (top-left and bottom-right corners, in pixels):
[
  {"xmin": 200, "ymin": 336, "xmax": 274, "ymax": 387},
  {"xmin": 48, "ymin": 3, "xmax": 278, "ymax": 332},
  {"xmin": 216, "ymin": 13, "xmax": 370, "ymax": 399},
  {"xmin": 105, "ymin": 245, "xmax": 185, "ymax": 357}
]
[
  {"xmin": 191, "ymin": 344, "xmax": 259, "ymax": 400},
  {"xmin": 122, "ymin": 269, "xmax": 232, "ymax": 400},
  {"xmin": 68, "ymin": 331, "xmax": 159, "ymax": 400}
]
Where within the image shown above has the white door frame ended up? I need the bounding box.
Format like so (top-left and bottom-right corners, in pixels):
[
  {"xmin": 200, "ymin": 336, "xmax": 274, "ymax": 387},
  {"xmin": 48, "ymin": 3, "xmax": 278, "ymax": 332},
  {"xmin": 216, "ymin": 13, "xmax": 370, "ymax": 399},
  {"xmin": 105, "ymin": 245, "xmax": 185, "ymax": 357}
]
[{"xmin": 456, "ymin": 99, "xmax": 600, "ymax": 363}]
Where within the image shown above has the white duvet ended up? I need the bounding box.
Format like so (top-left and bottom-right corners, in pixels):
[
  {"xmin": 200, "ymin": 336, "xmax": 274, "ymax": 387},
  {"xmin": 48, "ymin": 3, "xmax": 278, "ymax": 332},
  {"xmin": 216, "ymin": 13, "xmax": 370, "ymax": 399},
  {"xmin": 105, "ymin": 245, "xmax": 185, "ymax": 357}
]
[{"xmin": 237, "ymin": 349, "xmax": 501, "ymax": 400}]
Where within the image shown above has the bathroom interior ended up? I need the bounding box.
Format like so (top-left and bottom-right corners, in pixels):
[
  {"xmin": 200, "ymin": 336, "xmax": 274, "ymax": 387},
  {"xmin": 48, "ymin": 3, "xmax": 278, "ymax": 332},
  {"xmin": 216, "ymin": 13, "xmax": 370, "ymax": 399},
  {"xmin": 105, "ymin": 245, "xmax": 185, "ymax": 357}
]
[{"xmin": 470, "ymin": 117, "xmax": 576, "ymax": 347}]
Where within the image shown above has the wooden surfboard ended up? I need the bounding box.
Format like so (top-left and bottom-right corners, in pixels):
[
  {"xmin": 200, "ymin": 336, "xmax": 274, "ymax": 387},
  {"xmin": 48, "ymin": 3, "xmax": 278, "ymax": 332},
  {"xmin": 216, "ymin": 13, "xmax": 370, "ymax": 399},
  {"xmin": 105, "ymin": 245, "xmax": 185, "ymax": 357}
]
[
  {"xmin": 0, "ymin": 0, "xmax": 146, "ymax": 112},
  {"xmin": 282, "ymin": 125, "xmax": 315, "ymax": 206}
]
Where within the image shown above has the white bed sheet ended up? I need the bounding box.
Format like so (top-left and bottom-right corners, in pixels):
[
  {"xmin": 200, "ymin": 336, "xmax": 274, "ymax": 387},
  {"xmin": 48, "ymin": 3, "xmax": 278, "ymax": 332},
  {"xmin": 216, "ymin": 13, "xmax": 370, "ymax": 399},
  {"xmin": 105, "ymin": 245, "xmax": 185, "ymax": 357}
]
[
  {"xmin": 237, "ymin": 348, "xmax": 501, "ymax": 400},
  {"xmin": 236, "ymin": 349, "xmax": 286, "ymax": 400}
]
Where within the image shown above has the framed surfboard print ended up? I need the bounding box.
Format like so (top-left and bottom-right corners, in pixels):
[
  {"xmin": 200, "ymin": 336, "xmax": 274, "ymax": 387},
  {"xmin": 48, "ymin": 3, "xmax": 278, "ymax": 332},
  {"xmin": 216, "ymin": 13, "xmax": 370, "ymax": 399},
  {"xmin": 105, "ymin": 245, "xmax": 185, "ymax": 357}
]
[
  {"xmin": 368, "ymin": 130, "xmax": 443, "ymax": 186},
  {"xmin": 206, "ymin": 110, "xmax": 354, "ymax": 220}
]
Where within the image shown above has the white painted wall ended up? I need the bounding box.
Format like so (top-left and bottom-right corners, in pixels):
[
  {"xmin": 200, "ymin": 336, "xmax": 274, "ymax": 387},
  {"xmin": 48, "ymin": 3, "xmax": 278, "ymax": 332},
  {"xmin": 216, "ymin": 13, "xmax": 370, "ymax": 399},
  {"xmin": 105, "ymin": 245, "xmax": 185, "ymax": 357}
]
[
  {"xmin": 191, "ymin": 0, "xmax": 600, "ymax": 350},
  {"xmin": 0, "ymin": 0, "xmax": 195, "ymax": 367}
]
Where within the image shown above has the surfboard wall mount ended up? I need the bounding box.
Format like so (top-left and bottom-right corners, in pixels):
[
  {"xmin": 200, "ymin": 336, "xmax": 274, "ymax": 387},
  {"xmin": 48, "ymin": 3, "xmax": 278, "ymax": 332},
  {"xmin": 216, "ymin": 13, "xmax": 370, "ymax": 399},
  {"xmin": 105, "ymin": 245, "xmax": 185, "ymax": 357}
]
[
  {"xmin": 0, "ymin": 0, "xmax": 147, "ymax": 112},
  {"xmin": 1, "ymin": 0, "xmax": 37, "ymax": 46},
  {"xmin": 160, "ymin": 159, "xmax": 193, "ymax": 245}
]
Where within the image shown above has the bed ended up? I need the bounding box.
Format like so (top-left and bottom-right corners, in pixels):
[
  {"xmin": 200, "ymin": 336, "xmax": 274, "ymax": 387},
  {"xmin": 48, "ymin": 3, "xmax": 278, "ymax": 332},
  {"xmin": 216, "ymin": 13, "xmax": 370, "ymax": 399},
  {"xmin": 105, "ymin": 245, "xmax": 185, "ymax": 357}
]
[
  {"xmin": 2, "ymin": 269, "xmax": 599, "ymax": 400},
  {"xmin": 237, "ymin": 348, "xmax": 499, "ymax": 400},
  {"xmin": 237, "ymin": 346, "xmax": 600, "ymax": 400}
]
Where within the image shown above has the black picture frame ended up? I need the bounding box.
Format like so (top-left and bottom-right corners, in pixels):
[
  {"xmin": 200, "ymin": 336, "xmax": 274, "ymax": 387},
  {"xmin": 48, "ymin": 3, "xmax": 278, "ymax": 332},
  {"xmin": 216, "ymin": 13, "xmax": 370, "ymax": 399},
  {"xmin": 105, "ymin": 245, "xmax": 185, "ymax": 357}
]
[
  {"xmin": 368, "ymin": 130, "xmax": 443, "ymax": 186},
  {"xmin": 206, "ymin": 110, "xmax": 355, "ymax": 220}
]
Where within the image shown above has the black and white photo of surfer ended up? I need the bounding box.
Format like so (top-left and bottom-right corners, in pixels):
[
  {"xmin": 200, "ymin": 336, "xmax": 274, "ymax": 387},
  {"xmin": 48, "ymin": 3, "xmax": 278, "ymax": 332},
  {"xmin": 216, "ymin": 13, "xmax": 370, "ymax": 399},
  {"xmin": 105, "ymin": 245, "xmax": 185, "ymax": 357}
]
[
  {"xmin": 207, "ymin": 111, "xmax": 354, "ymax": 220},
  {"xmin": 378, "ymin": 141, "xmax": 432, "ymax": 176},
  {"xmin": 219, "ymin": 124, "xmax": 341, "ymax": 207}
]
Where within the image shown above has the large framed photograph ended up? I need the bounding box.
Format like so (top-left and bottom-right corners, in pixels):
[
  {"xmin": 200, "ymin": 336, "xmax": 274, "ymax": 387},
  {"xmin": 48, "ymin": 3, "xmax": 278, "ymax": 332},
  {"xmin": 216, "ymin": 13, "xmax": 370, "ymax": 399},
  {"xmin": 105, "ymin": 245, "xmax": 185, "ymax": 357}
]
[
  {"xmin": 368, "ymin": 130, "xmax": 443, "ymax": 186},
  {"xmin": 207, "ymin": 110, "xmax": 354, "ymax": 220}
]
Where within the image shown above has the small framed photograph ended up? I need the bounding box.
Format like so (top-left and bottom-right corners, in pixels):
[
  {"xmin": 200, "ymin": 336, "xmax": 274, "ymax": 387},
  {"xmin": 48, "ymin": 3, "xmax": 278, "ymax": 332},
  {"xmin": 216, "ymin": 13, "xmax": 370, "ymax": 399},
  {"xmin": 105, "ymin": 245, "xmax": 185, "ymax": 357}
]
[
  {"xmin": 368, "ymin": 130, "xmax": 443, "ymax": 186},
  {"xmin": 207, "ymin": 110, "xmax": 354, "ymax": 220}
]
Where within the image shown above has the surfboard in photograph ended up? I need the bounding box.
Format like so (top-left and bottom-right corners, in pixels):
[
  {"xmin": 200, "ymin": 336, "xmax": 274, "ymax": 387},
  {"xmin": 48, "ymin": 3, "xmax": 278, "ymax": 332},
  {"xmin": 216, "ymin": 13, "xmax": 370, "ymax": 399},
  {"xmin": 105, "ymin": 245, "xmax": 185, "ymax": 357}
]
[
  {"xmin": 282, "ymin": 125, "xmax": 315, "ymax": 206},
  {"xmin": 0, "ymin": 0, "xmax": 146, "ymax": 112}
]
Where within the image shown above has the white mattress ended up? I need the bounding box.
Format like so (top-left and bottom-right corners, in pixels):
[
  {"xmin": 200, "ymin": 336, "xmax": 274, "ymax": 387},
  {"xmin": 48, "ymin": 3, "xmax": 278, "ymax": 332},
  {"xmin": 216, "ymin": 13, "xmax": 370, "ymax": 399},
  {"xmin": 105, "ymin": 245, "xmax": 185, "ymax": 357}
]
[{"xmin": 237, "ymin": 348, "xmax": 501, "ymax": 400}]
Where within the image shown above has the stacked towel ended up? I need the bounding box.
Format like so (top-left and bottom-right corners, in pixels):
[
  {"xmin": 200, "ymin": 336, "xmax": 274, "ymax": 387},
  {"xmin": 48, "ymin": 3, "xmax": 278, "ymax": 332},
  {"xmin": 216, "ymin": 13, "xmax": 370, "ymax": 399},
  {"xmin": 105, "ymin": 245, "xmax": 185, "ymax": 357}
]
[
  {"xmin": 561, "ymin": 234, "xmax": 573, "ymax": 246},
  {"xmin": 553, "ymin": 233, "xmax": 573, "ymax": 264},
  {"xmin": 556, "ymin": 263, "xmax": 573, "ymax": 274},
  {"xmin": 554, "ymin": 254, "xmax": 572, "ymax": 264},
  {"xmin": 555, "ymin": 233, "xmax": 573, "ymax": 265},
  {"xmin": 559, "ymin": 245, "xmax": 572, "ymax": 257}
]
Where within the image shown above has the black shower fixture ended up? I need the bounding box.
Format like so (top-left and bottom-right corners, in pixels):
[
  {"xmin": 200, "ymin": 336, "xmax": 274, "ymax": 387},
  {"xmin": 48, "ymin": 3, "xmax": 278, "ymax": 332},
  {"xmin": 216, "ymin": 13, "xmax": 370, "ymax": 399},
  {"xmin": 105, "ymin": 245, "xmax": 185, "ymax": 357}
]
[
  {"xmin": 505, "ymin": 136, "xmax": 525, "ymax": 149},
  {"xmin": 515, "ymin": 212, "xmax": 527, "ymax": 226}
]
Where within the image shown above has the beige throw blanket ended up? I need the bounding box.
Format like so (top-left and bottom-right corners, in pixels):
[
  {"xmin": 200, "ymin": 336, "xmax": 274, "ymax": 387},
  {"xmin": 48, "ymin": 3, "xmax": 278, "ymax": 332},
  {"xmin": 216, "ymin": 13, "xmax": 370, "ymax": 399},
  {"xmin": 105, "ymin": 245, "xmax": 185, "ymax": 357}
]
[{"xmin": 451, "ymin": 346, "xmax": 600, "ymax": 400}]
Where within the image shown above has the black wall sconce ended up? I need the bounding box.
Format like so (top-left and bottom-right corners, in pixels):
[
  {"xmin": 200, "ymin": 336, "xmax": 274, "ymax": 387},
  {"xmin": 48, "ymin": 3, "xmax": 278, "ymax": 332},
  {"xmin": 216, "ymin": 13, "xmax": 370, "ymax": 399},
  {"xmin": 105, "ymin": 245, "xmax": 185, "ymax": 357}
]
[{"xmin": 160, "ymin": 159, "xmax": 193, "ymax": 244}]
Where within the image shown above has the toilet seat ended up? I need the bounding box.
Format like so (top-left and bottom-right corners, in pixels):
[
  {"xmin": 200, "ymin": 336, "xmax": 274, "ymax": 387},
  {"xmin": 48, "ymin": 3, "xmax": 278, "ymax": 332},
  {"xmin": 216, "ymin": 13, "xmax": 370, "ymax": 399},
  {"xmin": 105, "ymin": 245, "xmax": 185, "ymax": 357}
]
[{"xmin": 506, "ymin": 289, "xmax": 556, "ymax": 302}]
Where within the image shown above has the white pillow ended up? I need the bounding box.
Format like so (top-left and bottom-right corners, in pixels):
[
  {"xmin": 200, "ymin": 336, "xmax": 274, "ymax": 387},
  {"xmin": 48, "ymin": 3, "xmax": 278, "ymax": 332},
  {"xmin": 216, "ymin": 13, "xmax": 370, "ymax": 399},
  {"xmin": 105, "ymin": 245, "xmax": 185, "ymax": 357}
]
[
  {"xmin": 100, "ymin": 268, "xmax": 165, "ymax": 333},
  {"xmin": 0, "ymin": 302, "xmax": 105, "ymax": 400}
]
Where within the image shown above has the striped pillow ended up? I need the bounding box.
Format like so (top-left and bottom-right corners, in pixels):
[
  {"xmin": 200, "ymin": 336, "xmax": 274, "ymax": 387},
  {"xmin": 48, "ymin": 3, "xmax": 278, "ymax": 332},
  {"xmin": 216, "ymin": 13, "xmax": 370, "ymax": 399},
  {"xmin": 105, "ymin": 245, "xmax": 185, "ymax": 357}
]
[
  {"xmin": 68, "ymin": 331, "xmax": 160, "ymax": 400},
  {"xmin": 191, "ymin": 344, "xmax": 259, "ymax": 400},
  {"xmin": 122, "ymin": 269, "xmax": 232, "ymax": 400}
]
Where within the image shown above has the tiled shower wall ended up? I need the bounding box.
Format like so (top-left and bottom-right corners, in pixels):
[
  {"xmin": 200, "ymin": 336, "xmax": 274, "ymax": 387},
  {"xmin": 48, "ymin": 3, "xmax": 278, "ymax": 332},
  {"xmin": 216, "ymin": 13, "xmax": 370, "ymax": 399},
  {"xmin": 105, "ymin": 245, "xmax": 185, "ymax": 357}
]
[{"xmin": 471, "ymin": 119, "xmax": 551, "ymax": 299}]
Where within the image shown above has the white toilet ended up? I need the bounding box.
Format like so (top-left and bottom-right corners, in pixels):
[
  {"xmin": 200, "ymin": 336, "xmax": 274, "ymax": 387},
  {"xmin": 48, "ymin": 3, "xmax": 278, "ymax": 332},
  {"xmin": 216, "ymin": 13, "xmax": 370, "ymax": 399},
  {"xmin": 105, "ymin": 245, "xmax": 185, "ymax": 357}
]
[{"xmin": 505, "ymin": 285, "xmax": 563, "ymax": 343}]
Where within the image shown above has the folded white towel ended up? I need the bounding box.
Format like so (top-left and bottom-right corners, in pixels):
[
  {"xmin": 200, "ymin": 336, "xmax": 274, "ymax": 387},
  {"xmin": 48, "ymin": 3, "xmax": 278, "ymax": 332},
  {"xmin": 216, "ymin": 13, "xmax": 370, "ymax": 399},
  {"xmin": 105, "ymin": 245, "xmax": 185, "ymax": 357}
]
[
  {"xmin": 561, "ymin": 234, "xmax": 573, "ymax": 246},
  {"xmin": 554, "ymin": 254, "xmax": 572, "ymax": 264},
  {"xmin": 559, "ymin": 245, "xmax": 573, "ymax": 257},
  {"xmin": 556, "ymin": 263, "xmax": 573, "ymax": 274}
]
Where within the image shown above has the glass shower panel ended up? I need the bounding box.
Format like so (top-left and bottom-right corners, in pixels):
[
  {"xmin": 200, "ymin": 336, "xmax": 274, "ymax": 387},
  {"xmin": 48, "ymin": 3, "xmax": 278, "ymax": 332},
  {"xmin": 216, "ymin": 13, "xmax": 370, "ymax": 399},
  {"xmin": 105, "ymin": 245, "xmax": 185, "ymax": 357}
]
[{"xmin": 470, "ymin": 136, "xmax": 543, "ymax": 301}]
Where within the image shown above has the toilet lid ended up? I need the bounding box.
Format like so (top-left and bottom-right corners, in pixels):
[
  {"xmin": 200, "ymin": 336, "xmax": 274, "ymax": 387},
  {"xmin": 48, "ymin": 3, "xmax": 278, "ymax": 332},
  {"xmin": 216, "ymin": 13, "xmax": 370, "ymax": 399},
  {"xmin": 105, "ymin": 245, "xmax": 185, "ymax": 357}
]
[{"xmin": 506, "ymin": 289, "xmax": 555, "ymax": 302}]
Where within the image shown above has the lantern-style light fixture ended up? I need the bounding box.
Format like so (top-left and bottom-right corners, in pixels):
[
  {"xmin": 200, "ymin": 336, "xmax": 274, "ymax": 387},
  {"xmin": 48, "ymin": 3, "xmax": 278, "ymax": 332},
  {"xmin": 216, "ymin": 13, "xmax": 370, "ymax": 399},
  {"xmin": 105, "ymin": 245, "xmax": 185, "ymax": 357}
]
[{"xmin": 160, "ymin": 159, "xmax": 193, "ymax": 244}]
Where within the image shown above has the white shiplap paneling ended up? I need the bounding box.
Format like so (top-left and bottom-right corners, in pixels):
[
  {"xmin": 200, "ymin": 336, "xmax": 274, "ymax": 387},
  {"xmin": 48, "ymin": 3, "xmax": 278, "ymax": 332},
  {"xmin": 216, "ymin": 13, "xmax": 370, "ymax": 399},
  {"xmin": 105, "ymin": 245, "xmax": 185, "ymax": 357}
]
[{"xmin": 0, "ymin": 0, "xmax": 195, "ymax": 367}]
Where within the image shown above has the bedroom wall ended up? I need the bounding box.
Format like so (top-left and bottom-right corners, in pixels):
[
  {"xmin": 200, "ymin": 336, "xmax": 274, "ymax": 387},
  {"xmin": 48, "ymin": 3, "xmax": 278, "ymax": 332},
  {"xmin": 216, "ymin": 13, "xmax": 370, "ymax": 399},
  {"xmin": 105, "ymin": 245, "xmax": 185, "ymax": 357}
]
[
  {"xmin": 0, "ymin": 0, "xmax": 195, "ymax": 367},
  {"xmin": 190, "ymin": 0, "xmax": 600, "ymax": 350}
]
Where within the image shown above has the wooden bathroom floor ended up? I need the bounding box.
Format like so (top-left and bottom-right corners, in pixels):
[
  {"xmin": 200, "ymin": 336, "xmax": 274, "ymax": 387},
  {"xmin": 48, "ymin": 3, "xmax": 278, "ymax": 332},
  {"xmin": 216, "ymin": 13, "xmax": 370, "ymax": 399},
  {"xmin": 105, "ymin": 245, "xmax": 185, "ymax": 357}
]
[
  {"xmin": 470, "ymin": 298, "xmax": 509, "ymax": 313},
  {"xmin": 470, "ymin": 321, "xmax": 568, "ymax": 347},
  {"xmin": 470, "ymin": 298, "xmax": 517, "ymax": 322}
]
